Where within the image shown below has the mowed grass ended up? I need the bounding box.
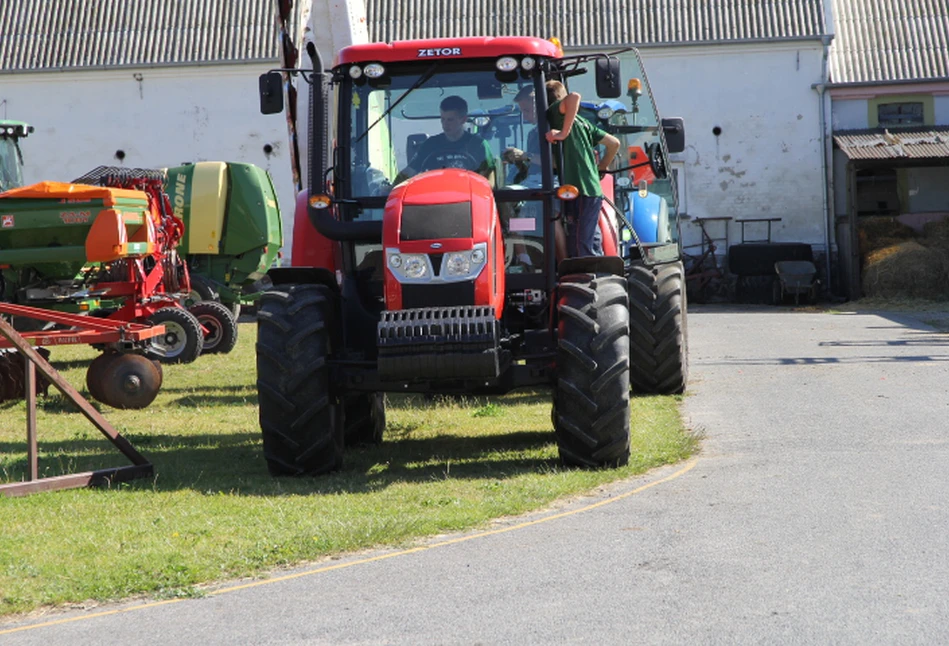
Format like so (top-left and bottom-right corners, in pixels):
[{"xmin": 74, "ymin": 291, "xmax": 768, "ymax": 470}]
[{"xmin": 0, "ymin": 322, "xmax": 696, "ymax": 617}]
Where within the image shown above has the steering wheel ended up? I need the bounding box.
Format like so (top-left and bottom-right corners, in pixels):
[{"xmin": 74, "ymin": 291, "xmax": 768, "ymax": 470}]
[{"xmin": 419, "ymin": 150, "xmax": 483, "ymax": 173}]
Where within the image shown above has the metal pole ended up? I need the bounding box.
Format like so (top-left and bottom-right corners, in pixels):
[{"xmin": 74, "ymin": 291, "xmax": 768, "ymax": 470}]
[{"xmin": 25, "ymin": 360, "xmax": 37, "ymax": 481}]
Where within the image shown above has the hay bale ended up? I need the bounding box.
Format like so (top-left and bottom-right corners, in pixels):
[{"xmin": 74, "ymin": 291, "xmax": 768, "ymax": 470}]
[
  {"xmin": 862, "ymin": 240, "xmax": 949, "ymax": 300},
  {"xmin": 921, "ymin": 217, "xmax": 949, "ymax": 249},
  {"xmin": 858, "ymin": 217, "xmax": 917, "ymax": 256}
]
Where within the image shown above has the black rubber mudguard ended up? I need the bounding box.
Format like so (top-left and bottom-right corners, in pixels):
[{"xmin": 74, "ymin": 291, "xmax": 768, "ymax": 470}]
[{"xmin": 558, "ymin": 256, "xmax": 625, "ymax": 278}]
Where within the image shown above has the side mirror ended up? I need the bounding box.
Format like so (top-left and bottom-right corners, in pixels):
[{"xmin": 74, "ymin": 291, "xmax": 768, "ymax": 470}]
[
  {"xmin": 661, "ymin": 117, "xmax": 686, "ymax": 154},
  {"xmin": 259, "ymin": 72, "xmax": 285, "ymax": 115},
  {"xmin": 595, "ymin": 57, "xmax": 622, "ymax": 99}
]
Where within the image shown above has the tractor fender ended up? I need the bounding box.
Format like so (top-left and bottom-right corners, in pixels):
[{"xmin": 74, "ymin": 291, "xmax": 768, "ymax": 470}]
[
  {"xmin": 267, "ymin": 266, "xmax": 339, "ymax": 293},
  {"xmin": 558, "ymin": 255, "xmax": 625, "ymax": 278},
  {"xmin": 291, "ymin": 190, "xmax": 340, "ymax": 270}
]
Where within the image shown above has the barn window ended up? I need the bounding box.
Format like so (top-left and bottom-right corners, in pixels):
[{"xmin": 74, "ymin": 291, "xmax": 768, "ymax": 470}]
[{"xmin": 877, "ymin": 102, "xmax": 924, "ymax": 127}]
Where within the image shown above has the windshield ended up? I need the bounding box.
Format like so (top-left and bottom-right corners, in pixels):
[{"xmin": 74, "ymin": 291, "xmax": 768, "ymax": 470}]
[
  {"xmin": 0, "ymin": 138, "xmax": 24, "ymax": 192},
  {"xmin": 345, "ymin": 63, "xmax": 544, "ymax": 199},
  {"xmin": 598, "ymin": 51, "xmax": 679, "ymax": 234}
]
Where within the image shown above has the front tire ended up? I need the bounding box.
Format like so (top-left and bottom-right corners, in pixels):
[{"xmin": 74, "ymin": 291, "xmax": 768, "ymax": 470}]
[
  {"xmin": 256, "ymin": 284, "xmax": 344, "ymax": 476},
  {"xmin": 627, "ymin": 261, "xmax": 688, "ymax": 395},
  {"xmin": 554, "ymin": 273, "xmax": 631, "ymax": 468}
]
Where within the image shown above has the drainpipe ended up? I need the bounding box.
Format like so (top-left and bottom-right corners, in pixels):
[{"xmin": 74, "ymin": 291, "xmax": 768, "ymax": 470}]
[{"xmin": 813, "ymin": 32, "xmax": 835, "ymax": 295}]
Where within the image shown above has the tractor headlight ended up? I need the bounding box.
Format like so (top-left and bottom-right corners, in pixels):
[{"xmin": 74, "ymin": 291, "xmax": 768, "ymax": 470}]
[
  {"xmin": 364, "ymin": 63, "xmax": 386, "ymax": 78},
  {"xmin": 386, "ymin": 250, "xmax": 430, "ymax": 280},
  {"xmin": 443, "ymin": 243, "xmax": 488, "ymax": 279},
  {"xmin": 444, "ymin": 252, "xmax": 471, "ymax": 276},
  {"xmin": 348, "ymin": 65, "xmax": 363, "ymax": 79},
  {"xmin": 597, "ymin": 106, "xmax": 615, "ymax": 120},
  {"xmin": 472, "ymin": 116, "xmax": 491, "ymax": 127},
  {"xmin": 402, "ymin": 255, "xmax": 428, "ymax": 279},
  {"xmin": 496, "ymin": 56, "xmax": 518, "ymax": 72},
  {"xmin": 520, "ymin": 57, "xmax": 536, "ymax": 71}
]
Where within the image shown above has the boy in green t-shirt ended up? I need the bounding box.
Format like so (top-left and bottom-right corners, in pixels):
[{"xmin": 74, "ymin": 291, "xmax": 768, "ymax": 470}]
[{"xmin": 545, "ymin": 81, "xmax": 620, "ymax": 257}]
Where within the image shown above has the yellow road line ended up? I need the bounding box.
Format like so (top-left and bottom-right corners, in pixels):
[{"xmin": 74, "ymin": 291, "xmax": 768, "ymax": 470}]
[{"xmin": 0, "ymin": 459, "xmax": 699, "ymax": 636}]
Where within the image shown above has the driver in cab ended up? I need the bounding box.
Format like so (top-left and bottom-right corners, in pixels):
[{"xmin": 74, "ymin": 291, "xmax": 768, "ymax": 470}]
[{"xmin": 394, "ymin": 95, "xmax": 495, "ymax": 184}]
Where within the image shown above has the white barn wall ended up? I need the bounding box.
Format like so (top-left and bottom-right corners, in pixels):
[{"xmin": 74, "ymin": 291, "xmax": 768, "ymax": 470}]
[
  {"xmin": 572, "ymin": 41, "xmax": 828, "ymax": 254},
  {"xmin": 937, "ymin": 96, "xmax": 949, "ymax": 123},
  {"xmin": 0, "ymin": 64, "xmax": 296, "ymax": 260}
]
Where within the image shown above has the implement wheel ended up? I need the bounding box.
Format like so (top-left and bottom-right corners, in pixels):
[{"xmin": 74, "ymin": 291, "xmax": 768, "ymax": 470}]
[
  {"xmin": 94, "ymin": 354, "xmax": 162, "ymax": 409},
  {"xmin": 145, "ymin": 307, "xmax": 204, "ymax": 364},
  {"xmin": 554, "ymin": 273, "xmax": 631, "ymax": 468},
  {"xmin": 189, "ymin": 301, "xmax": 238, "ymax": 354},
  {"xmin": 256, "ymin": 284, "xmax": 344, "ymax": 476},
  {"xmin": 344, "ymin": 392, "xmax": 386, "ymax": 446},
  {"xmin": 627, "ymin": 261, "xmax": 688, "ymax": 395}
]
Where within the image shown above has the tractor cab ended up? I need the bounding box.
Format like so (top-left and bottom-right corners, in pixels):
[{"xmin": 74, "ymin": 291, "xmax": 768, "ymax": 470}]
[{"xmin": 0, "ymin": 121, "xmax": 33, "ymax": 193}]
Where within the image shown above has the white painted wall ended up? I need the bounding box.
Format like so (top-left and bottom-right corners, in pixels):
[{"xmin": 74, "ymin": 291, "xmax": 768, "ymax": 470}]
[
  {"xmin": 0, "ymin": 63, "xmax": 297, "ymax": 259},
  {"xmin": 572, "ymin": 41, "xmax": 829, "ymax": 256},
  {"xmin": 832, "ymin": 98, "xmax": 867, "ymax": 129},
  {"xmin": 936, "ymin": 96, "xmax": 949, "ymax": 123}
]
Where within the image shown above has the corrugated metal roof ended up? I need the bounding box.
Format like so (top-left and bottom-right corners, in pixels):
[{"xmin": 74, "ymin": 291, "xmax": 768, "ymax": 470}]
[
  {"xmin": 366, "ymin": 0, "xmax": 828, "ymax": 47},
  {"xmin": 829, "ymin": 0, "xmax": 949, "ymax": 83},
  {"xmin": 0, "ymin": 0, "xmax": 281, "ymax": 72},
  {"xmin": 834, "ymin": 127, "xmax": 949, "ymax": 159}
]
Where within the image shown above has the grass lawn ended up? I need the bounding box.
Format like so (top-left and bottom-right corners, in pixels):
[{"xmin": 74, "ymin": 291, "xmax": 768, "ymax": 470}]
[{"xmin": 0, "ymin": 322, "xmax": 696, "ymax": 618}]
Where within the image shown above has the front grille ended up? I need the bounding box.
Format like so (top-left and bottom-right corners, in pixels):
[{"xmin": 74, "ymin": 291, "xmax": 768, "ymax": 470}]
[{"xmin": 402, "ymin": 282, "xmax": 474, "ymax": 308}]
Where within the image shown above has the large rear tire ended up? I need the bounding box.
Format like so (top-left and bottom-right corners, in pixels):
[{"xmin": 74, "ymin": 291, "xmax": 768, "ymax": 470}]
[
  {"xmin": 554, "ymin": 273, "xmax": 631, "ymax": 468},
  {"xmin": 256, "ymin": 284, "xmax": 344, "ymax": 476},
  {"xmin": 627, "ymin": 261, "xmax": 688, "ymax": 395},
  {"xmin": 344, "ymin": 392, "xmax": 386, "ymax": 446}
]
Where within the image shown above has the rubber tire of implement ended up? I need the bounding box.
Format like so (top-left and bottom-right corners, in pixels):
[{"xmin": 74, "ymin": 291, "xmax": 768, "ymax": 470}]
[
  {"xmin": 554, "ymin": 273, "xmax": 631, "ymax": 468},
  {"xmin": 145, "ymin": 307, "xmax": 204, "ymax": 364},
  {"xmin": 189, "ymin": 301, "xmax": 239, "ymax": 354},
  {"xmin": 344, "ymin": 392, "xmax": 386, "ymax": 446},
  {"xmin": 256, "ymin": 284, "xmax": 344, "ymax": 476},
  {"xmin": 627, "ymin": 261, "xmax": 688, "ymax": 395}
]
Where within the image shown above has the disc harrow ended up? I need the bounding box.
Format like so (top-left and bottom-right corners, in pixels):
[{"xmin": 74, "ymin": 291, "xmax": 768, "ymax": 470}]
[{"xmin": 0, "ymin": 303, "xmax": 165, "ymax": 409}]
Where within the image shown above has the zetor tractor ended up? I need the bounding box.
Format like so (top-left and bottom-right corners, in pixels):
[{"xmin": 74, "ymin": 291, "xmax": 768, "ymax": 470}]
[{"xmin": 257, "ymin": 36, "xmax": 687, "ymax": 475}]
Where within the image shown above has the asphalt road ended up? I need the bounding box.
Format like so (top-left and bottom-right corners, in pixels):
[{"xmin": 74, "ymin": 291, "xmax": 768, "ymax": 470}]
[{"xmin": 4, "ymin": 305, "xmax": 949, "ymax": 644}]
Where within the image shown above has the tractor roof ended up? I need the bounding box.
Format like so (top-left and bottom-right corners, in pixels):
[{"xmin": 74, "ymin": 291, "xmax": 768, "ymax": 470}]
[{"xmin": 336, "ymin": 36, "xmax": 562, "ymax": 66}]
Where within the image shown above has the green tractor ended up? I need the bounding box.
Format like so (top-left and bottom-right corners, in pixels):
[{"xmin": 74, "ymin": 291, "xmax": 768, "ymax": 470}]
[{"xmin": 0, "ymin": 120, "xmax": 33, "ymax": 193}]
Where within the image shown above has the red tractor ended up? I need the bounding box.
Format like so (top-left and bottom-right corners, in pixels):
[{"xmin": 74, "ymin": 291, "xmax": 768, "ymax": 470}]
[{"xmin": 257, "ymin": 35, "xmax": 687, "ymax": 475}]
